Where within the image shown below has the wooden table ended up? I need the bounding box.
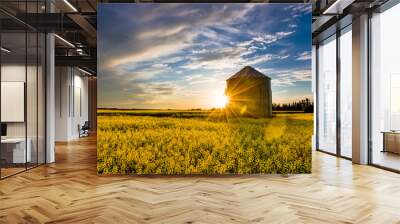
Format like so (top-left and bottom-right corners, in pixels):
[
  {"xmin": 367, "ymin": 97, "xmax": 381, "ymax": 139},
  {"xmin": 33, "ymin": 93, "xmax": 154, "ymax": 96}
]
[{"xmin": 381, "ymin": 131, "xmax": 400, "ymax": 154}]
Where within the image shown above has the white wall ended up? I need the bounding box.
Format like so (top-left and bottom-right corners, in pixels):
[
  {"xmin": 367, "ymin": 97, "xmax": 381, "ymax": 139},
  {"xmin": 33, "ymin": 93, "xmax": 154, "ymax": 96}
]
[
  {"xmin": 1, "ymin": 63, "xmax": 46, "ymax": 164},
  {"xmin": 72, "ymin": 72, "xmax": 89, "ymax": 138},
  {"xmin": 55, "ymin": 67, "xmax": 89, "ymax": 141},
  {"xmin": 0, "ymin": 65, "xmax": 41, "ymax": 138},
  {"xmin": 1, "ymin": 64, "xmax": 26, "ymax": 81},
  {"xmin": 55, "ymin": 67, "xmax": 70, "ymax": 141},
  {"xmin": 1, "ymin": 82, "xmax": 25, "ymax": 122},
  {"xmin": 1, "ymin": 65, "xmax": 26, "ymax": 126},
  {"xmin": 1, "ymin": 65, "xmax": 26, "ymax": 139}
]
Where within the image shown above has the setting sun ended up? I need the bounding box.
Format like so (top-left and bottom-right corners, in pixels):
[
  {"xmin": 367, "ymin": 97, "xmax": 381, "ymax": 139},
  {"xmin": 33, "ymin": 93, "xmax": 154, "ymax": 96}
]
[{"xmin": 215, "ymin": 94, "xmax": 229, "ymax": 108}]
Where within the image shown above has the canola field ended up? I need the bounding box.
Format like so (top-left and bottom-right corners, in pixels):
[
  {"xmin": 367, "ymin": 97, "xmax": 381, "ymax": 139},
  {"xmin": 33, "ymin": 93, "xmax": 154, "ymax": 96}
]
[{"xmin": 97, "ymin": 109, "xmax": 313, "ymax": 174}]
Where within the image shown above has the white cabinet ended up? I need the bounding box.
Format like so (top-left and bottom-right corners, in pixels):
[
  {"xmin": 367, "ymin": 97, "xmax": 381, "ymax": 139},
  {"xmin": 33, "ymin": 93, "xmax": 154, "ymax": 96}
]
[{"xmin": 1, "ymin": 138, "xmax": 32, "ymax": 163}]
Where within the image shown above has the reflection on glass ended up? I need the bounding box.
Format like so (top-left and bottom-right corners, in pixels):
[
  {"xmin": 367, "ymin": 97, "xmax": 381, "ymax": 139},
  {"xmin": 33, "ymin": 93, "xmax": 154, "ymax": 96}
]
[
  {"xmin": 0, "ymin": 1, "xmax": 46, "ymax": 178},
  {"xmin": 38, "ymin": 33, "xmax": 46, "ymax": 165},
  {"xmin": 318, "ymin": 36, "xmax": 337, "ymax": 154},
  {"xmin": 371, "ymin": 3, "xmax": 400, "ymax": 171},
  {"xmin": 390, "ymin": 75, "xmax": 400, "ymax": 130},
  {"xmin": 27, "ymin": 31, "xmax": 39, "ymax": 169},
  {"xmin": 340, "ymin": 28, "xmax": 352, "ymax": 158},
  {"xmin": 1, "ymin": 32, "xmax": 27, "ymax": 177}
]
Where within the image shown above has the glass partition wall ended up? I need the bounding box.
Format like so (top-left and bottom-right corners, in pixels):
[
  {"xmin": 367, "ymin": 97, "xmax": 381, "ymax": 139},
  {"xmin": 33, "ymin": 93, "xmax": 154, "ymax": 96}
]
[
  {"xmin": 317, "ymin": 35, "xmax": 337, "ymax": 154},
  {"xmin": 315, "ymin": 1, "xmax": 400, "ymax": 171},
  {"xmin": 339, "ymin": 26, "xmax": 352, "ymax": 159},
  {"xmin": 370, "ymin": 3, "xmax": 400, "ymax": 171},
  {"xmin": 0, "ymin": 3, "xmax": 46, "ymax": 179},
  {"xmin": 0, "ymin": 30, "xmax": 27, "ymax": 177},
  {"xmin": 316, "ymin": 25, "xmax": 353, "ymax": 159}
]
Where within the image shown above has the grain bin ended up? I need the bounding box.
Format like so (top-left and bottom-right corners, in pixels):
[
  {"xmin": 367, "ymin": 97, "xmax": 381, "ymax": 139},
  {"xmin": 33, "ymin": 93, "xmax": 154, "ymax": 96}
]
[{"xmin": 225, "ymin": 66, "xmax": 272, "ymax": 117}]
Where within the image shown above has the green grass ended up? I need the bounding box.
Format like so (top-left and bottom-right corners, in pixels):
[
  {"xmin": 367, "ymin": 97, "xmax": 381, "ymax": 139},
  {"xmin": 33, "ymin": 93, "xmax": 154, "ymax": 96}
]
[{"xmin": 97, "ymin": 109, "xmax": 313, "ymax": 174}]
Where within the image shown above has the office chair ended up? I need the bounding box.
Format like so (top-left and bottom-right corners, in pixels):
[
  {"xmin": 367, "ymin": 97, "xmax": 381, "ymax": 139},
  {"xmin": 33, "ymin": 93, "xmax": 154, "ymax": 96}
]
[{"xmin": 79, "ymin": 121, "xmax": 90, "ymax": 138}]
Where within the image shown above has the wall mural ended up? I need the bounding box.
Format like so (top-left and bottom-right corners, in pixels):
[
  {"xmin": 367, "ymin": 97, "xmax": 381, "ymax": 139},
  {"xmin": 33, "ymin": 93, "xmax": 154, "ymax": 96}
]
[{"xmin": 97, "ymin": 3, "xmax": 313, "ymax": 174}]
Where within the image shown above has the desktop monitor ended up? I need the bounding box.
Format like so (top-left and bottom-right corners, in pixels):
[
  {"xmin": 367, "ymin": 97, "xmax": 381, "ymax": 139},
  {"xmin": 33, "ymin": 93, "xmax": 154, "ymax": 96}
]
[{"xmin": 1, "ymin": 123, "xmax": 7, "ymax": 137}]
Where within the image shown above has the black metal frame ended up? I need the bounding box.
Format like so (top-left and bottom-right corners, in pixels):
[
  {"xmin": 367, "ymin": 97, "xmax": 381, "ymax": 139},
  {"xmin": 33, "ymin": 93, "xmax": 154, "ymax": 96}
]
[
  {"xmin": 315, "ymin": 22, "xmax": 353, "ymax": 162},
  {"xmin": 315, "ymin": 44, "xmax": 319, "ymax": 151},
  {"xmin": 336, "ymin": 23, "xmax": 341, "ymax": 157},
  {"xmin": 315, "ymin": 0, "xmax": 400, "ymax": 171},
  {"xmin": 315, "ymin": 33, "xmax": 337, "ymax": 156},
  {"xmin": 0, "ymin": 0, "xmax": 47, "ymax": 180},
  {"xmin": 367, "ymin": 10, "xmax": 373, "ymax": 166},
  {"xmin": 367, "ymin": 0, "xmax": 400, "ymax": 172}
]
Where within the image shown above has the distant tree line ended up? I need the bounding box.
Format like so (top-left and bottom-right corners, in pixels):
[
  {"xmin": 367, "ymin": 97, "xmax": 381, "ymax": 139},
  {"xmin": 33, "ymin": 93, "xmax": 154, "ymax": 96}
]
[{"xmin": 273, "ymin": 98, "xmax": 314, "ymax": 113}]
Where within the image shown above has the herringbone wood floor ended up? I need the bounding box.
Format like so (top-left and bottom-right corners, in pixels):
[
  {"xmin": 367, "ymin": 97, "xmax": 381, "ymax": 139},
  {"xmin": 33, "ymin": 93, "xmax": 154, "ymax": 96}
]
[{"xmin": 1, "ymin": 135, "xmax": 400, "ymax": 224}]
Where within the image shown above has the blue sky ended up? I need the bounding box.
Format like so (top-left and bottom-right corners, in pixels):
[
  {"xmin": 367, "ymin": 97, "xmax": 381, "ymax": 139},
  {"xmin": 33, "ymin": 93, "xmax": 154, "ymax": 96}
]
[{"xmin": 98, "ymin": 3, "xmax": 312, "ymax": 109}]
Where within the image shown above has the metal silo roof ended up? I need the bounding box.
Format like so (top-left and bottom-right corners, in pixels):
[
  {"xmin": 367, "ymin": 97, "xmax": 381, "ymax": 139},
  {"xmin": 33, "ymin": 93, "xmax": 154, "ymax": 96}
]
[{"xmin": 227, "ymin": 66, "xmax": 271, "ymax": 81}]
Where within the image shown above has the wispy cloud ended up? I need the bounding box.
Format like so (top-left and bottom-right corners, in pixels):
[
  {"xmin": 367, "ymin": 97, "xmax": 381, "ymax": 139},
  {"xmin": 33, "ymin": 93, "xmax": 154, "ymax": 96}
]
[
  {"xmin": 271, "ymin": 69, "xmax": 312, "ymax": 87},
  {"xmin": 100, "ymin": 4, "xmax": 257, "ymax": 69},
  {"xmin": 137, "ymin": 82, "xmax": 177, "ymax": 96},
  {"xmin": 98, "ymin": 3, "xmax": 312, "ymax": 108},
  {"xmin": 285, "ymin": 4, "xmax": 312, "ymax": 14},
  {"xmin": 184, "ymin": 74, "xmax": 219, "ymax": 85},
  {"xmin": 296, "ymin": 51, "xmax": 311, "ymax": 61}
]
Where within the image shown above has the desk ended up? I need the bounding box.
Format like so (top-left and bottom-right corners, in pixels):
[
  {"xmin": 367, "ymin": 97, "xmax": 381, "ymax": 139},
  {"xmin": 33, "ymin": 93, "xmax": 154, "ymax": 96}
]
[
  {"xmin": 1, "ymin": 138, "xmax": 31, "ymax": 163},
  {"xmin": 382, "ymin": 131, "xmax": 400, "ymax": 154}
]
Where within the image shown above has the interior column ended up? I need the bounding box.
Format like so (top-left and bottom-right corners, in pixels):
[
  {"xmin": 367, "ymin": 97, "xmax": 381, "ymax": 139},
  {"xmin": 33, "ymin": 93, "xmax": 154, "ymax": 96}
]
[
  {"xmin": 46, "ymin": 1, "xmax": 55, "ymax": 163},
  {"xmin": 352, "ymin": 14, "xmax": 369, "ymax": 164}
]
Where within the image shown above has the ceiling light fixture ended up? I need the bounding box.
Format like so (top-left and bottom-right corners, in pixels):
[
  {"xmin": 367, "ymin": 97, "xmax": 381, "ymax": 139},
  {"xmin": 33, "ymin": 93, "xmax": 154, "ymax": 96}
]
[
  {"xmin": 54, "ymin": 34, "xmax": 75, "ymax": 48},
  {"xmin": 63, "ymin": 0, "xmax": 78, "ymax": 12},
  {"xmin": 78, "ymin": 67, "xmax": 92, "ymax": 76},
  {"xmin": 76, "ymin": 48, "xmax": 85, "ymax": 55},
  {"xmin": 1, "ymin": 47, "xmax": 11, "ymax": 53},
  {"xmin": 323, "ymin": 0, "xmax": 355, "ymax": 15}
]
